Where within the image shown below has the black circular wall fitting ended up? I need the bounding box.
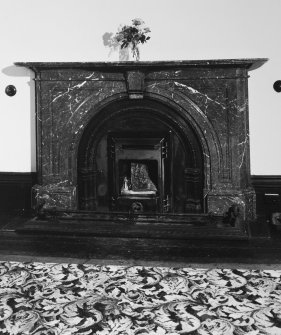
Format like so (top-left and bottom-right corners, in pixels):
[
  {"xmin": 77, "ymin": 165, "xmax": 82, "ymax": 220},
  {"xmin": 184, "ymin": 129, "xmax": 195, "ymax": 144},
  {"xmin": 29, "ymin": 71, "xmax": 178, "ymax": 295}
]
[
  {"xmin": 273, "ymin": 80, "xmax": 281, "ymax": 93},
  {"xmin": 5, "ymin": 85, "xmax": 17, "ymax": 97}
]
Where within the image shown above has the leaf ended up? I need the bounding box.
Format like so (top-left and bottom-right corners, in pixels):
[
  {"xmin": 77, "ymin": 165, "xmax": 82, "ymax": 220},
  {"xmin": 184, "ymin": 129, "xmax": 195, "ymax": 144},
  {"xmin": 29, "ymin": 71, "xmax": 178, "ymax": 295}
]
[{"xmin": 121, "ymin": 42, "xmax": 128, "ymax": 49}]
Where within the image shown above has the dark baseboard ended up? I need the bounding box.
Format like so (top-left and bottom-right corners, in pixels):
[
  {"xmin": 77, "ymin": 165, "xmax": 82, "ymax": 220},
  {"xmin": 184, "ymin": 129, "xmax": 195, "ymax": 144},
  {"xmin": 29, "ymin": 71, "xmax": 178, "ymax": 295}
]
[
  {"xmin": 251, "ymin": 175, "xmax": 281, "ymax": 190},
  {"xmin": 0, "ymin": 172, "xmax": 37, "ymax": 214},
  {"xmin": 251, "ymin": 175, "xmax": 281, "ymax": 216}
]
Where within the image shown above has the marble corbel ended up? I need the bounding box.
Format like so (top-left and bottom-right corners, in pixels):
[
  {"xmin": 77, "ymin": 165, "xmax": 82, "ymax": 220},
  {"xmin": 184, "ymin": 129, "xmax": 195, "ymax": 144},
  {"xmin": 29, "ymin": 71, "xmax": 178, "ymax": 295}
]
[{"xmin": 125, "ymin": 71, "xmax": 145, "ymax": 99}]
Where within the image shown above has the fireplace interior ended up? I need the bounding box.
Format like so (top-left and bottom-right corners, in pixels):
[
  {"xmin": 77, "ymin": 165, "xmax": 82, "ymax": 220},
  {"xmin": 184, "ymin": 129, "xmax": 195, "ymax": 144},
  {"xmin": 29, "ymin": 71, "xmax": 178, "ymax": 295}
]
[
  {"xmin": 15, "ymin": 59, "xmax": 268, "ymax": 239},
  {"xmin": 109, "ymin": 135, "xmax": 164, "ymax": 213},
  {"xmin": 77, "ymin": 101, "xmax": 204, "ymax": 215}
]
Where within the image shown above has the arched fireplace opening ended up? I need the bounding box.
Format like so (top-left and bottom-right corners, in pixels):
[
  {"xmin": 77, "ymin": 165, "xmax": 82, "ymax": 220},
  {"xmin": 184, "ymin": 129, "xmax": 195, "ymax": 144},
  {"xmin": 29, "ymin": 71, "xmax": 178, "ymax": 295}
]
[{"xmin": 77, "ymin": 98, "xmax": 204, "ymax": 214}]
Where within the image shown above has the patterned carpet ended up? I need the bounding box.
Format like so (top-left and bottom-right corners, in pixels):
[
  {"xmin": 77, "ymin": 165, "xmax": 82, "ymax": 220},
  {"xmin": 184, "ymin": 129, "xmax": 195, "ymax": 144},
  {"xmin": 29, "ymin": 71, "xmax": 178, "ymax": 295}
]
[{"xmin": 1, "ymin": 262, "xmax": 281, "ymax": 334}]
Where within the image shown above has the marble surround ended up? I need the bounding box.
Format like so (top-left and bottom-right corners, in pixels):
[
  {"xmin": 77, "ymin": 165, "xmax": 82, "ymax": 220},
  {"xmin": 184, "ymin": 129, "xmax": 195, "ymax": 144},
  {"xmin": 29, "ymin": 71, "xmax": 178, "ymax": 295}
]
[{"xmin": 16, "ymin": 59, "xmax": 267, "ymax": 223}]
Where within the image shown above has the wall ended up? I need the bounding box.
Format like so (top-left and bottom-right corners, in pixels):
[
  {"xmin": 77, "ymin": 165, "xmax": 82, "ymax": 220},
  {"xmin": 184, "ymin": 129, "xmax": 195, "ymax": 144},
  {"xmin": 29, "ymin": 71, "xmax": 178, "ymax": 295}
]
[{"xmin": 0, "ymin": 0, "xmax": 280, "ymax": 174}]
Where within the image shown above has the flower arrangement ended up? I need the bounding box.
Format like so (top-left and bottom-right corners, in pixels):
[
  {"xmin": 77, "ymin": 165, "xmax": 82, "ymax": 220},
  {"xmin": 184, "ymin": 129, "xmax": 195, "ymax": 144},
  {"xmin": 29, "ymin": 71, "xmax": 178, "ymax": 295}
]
[{"xmin": 114, "ymin": 19, "xmax": 151, "ymax": 61}]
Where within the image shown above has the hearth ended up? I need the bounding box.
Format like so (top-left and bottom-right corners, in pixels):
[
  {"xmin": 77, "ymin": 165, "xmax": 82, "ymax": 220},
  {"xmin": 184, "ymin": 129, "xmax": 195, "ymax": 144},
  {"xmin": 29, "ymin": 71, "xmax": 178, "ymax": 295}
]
[{"xmin": 16, "ymin": 59, "xmax": 267, "ymax": 238}]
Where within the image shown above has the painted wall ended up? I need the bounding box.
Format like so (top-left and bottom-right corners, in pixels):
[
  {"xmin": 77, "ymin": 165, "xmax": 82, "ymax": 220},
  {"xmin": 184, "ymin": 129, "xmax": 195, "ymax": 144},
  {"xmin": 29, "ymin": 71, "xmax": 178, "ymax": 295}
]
[{"xmin": 0, "ymin": 0, "xmax": 280, "ymax": 174}]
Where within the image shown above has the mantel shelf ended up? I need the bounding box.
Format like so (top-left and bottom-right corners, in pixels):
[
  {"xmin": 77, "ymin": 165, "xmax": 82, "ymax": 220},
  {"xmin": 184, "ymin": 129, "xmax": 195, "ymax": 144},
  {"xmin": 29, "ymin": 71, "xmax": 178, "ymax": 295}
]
[{"xmin": 15, "ymin": 58, "xmax": 268, "ymax": 73}]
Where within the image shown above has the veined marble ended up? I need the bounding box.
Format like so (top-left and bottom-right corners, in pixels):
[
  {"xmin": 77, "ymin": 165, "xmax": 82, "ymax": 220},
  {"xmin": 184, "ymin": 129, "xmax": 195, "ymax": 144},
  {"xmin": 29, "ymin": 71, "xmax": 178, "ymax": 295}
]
[{"xmin": 15, "ymin": 60, "xmax": 267, "ymax": 228}]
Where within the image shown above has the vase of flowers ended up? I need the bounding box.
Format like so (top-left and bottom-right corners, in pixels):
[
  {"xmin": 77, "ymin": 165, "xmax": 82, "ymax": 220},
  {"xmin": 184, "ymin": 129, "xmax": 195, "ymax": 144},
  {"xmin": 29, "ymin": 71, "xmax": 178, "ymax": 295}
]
[{"xmin": 114, "ymin": 18, "xmax": 151, "ymax": 61}]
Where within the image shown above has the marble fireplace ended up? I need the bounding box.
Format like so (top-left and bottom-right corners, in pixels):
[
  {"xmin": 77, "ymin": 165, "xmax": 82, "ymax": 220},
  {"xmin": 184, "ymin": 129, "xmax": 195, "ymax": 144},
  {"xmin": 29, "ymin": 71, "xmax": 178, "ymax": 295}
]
[{"xmin": 16, "ymin": 59, "xmax": 267, "ymax": 237}]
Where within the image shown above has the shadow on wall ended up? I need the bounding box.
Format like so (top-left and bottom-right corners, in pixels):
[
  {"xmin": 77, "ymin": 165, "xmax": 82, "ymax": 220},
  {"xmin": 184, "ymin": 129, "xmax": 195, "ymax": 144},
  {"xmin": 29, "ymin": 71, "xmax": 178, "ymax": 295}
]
[
  {"xmin": 102, "ymin": 32, "xmax": 129, "ymax": 61},
  {"xmin": 2, "ymin": 65, "xmax": 31, "ymax": 77},
  {"xmin": 2, "ymin": 65, "xmax": 36, "ymax": 172}
]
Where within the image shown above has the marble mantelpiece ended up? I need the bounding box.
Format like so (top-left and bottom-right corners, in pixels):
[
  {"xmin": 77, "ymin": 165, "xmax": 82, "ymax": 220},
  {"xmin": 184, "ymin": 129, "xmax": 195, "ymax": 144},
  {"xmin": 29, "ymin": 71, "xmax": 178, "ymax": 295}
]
[{"xmin": 16, "ymin": 59, "xmax": 267, "ymax": 228}]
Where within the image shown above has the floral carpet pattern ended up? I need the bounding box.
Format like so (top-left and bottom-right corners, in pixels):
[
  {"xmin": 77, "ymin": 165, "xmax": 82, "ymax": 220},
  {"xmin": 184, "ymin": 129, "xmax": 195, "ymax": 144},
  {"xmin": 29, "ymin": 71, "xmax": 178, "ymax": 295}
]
[{"xmin": 1, "ymin": 262, "xmax": 281, "ymax": 334}]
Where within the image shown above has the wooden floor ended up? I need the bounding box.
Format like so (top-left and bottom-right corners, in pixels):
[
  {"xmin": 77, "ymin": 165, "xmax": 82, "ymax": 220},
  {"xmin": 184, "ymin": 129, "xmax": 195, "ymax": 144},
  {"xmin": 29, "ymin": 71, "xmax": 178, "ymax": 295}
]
[{"xmin": 0, "ymin": 212, "xmax": 281, "ymax": 264}]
